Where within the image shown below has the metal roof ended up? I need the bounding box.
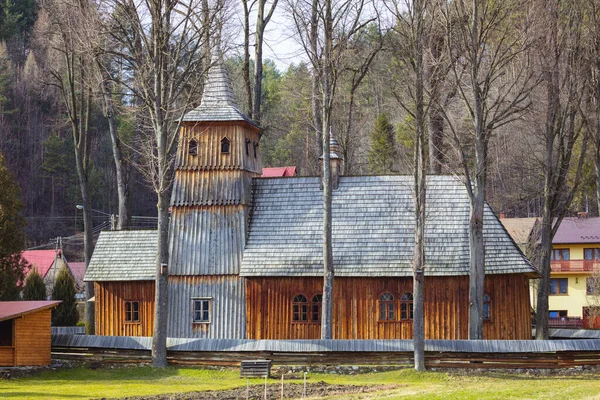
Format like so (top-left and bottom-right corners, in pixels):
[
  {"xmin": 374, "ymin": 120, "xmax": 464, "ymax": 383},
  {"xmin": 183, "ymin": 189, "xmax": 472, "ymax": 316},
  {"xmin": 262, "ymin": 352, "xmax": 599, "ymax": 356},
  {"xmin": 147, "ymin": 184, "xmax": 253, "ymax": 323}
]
[
  {"xmin": 0, "ymin": 301, "xmax": 61, "ymax": 322},
  {"xmin": 182, "ymin": 54, "xmax": 258, "ymax": 128},
  {"xmin": 262, "ymin": 166, "xmax": 297, "ymax": 177},
  {"xmin": 553, "ymin": 217, "xmax": 600, "ymax": 244},
  {"xmin": 241, "ymin": 175, "xmax": 536, "ymax": 277},
  {"xmin": 499, "ymin": 217, "xmax": 540, "ymax": 246},
  {"xmin": 84, "ymin": 230, "xmax": 157, "ymax": 281},
  {"xmin": 22, "ymin": 250, "xmax": 58, "ymax": 278}
]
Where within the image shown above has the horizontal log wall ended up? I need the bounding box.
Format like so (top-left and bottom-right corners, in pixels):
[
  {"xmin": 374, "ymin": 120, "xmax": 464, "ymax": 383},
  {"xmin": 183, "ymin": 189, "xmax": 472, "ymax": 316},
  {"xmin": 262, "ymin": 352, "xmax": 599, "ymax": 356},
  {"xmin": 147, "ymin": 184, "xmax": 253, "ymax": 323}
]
[
  {"xmin": 246, "ymin": 275, "xmax": 531, "ymax": 340},
  {"xmin": 0, "ymin": 347, "xmax": 14, "ymax": 366},
  {"xmin": 94, "ymin": 281, "xmax": 155, "ymax": 337}
]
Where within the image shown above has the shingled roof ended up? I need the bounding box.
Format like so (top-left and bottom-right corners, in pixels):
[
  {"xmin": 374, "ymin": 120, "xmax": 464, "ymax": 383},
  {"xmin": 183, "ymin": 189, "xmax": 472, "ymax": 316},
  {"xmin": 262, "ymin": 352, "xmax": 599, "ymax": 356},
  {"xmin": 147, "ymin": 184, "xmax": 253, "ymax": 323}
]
[
  {"xmin": 182, "ymin": 54, "xmax": 258, "ymax": 127},
  {"xmin": 240, "ymin": 175, "xmax": 536, "ymax": 277},
  {"xmin": 84, "ymin": 230, "xmax": 157, "ymax": 281}
]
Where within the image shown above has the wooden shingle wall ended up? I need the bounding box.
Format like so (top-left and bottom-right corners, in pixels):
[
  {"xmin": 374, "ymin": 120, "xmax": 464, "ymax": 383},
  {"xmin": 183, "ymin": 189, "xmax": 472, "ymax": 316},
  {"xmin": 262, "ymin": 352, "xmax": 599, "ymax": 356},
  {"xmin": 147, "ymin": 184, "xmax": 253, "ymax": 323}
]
[
  {"xmin": 246, "ymin": 274, "xmax": 531, "ymax": 340},
  {"xmin": 94, "ymin": 281, "xmax": 155, "ymax": 336}
]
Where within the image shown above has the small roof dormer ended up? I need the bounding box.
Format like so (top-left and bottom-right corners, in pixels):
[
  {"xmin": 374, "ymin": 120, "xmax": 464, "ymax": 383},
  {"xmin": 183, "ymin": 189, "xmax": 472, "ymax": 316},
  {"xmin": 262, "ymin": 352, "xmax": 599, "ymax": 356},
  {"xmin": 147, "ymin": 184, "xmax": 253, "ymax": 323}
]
[{"xmin": 183, "ymin": 52, "xmax": 259, "ymax": 128}]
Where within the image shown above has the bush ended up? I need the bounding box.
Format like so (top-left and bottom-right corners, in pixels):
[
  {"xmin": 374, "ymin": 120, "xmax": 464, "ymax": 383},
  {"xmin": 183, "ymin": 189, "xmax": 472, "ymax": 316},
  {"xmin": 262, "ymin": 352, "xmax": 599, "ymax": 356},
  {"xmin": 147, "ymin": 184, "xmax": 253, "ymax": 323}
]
[
  {"xmin": 23, "ymin": 267, "xmax": 47, "ymax": 300},
  {"xmin": 51, "ymin": 266, "xmax": 79, "ymax": 326}
]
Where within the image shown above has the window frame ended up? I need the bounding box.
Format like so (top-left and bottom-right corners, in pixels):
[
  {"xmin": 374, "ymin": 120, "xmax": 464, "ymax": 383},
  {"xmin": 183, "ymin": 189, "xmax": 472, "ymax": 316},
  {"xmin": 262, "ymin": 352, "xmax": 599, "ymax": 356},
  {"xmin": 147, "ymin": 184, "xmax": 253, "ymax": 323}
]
[
  {"xmin": 549, "ymin": 310, "xmax": 568, "ymax": 319},
  {"xmin": 292, "ymin": 294, "xmax": 309, "ymax": 323},
  {"xmin": 378, "ymin": 292, "xmax": 396, "ymax": 321},
  {"xmin": 310, "ymin": 294, "xmax": 322, "ymax": 323},
  {"xmin": 549, "ymin": 278, "xmax": 569, "ymax": 296},
  {"xmin": 551, "ymin": 249, "xmax": 570, "ymax": 261},
  {"xmin": 584, "ymin": 248, "xmax": 600, "ymax": 261},
  {"xmin": 188, "ymin": 138, "xmax": 198, "ymax": 156},
  {"xmin": 483, "ymin": 292, "xmax": 491, "ymax": 321},
  {"xmin": 400, "ymin": 292, "xmax": 414, "ymax": 321},
  {"xmin": 124, "ymin": 301, "xmax": 140, "ymax": 323},
  {"xmin": 586, "ymin": 277, "xmax": 600, "ymax": 295},
  {"xmin": 220, "ymin": 137, "xmax": 231, "ymax": 154},
  {"xmin": 192, "ymin": 298, "xmax": 212, "ymax": 324}
]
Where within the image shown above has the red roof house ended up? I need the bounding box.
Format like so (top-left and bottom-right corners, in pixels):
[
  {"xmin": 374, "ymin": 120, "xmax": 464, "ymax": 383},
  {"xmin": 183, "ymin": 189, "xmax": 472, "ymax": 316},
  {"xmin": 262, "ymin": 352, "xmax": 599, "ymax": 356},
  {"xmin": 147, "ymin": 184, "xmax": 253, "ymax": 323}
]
[{"xmin": 261, "ymin": 166, "xmax": 297, "ymax": 177}]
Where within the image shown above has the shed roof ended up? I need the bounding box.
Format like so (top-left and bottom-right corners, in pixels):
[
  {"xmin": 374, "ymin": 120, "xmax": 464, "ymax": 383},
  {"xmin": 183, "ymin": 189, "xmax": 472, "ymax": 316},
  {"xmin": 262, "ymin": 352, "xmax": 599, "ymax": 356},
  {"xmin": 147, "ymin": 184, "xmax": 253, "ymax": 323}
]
[
  {"xmin": 84, "ymin": 230, "xmax": 157, "ymax": 281},
  {"xmin": 241, "ymin": 175, "xmax": 536, "ymax": 277},
  {"xmin": 553, "ymin": 217, "xmax": 600, "ymax": 244},
  {"xmin": 0, "ymin": 301, "xmax": 61, "ymax": 322},
  {"xmin": 182, "ymin": 54, "xmax": 258, "ymax": 128}
]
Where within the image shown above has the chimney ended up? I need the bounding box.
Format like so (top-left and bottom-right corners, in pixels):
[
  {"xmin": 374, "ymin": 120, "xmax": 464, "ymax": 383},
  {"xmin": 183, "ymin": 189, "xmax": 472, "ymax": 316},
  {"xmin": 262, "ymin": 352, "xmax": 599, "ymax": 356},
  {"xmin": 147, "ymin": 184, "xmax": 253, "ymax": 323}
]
[
  {"xmin": 500, "ymin": 213, "xmax": 506, "ymax": 219},
  {"xmin": 578, "ymin": 211, "xmax": 588, "ymax": 219},
  {"xmin": 320, "ymin": 135, "xmax": 344, "ymax": 190}
]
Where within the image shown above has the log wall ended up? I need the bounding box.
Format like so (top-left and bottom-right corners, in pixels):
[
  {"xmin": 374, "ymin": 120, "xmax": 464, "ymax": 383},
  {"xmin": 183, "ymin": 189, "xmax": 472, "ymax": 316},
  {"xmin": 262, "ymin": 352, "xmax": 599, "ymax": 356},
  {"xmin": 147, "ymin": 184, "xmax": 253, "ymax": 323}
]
[
  {"xmin": 1, "ymin": 309, "xmax": 53, "ymax": 366},
  {"xmin": 94, "ymin": 281, "xmax": 155, "ymax": 336},
  {"xmin": 246, "ymin": 275, "xmax": 531, "ymax": 340}
]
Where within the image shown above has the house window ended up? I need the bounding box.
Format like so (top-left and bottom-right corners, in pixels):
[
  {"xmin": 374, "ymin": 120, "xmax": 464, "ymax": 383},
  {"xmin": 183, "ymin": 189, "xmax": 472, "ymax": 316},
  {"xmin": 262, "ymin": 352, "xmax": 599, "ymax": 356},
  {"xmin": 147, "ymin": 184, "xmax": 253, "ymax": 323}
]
[
  {"xmin": 311, "ymin": 294, "xmax": 322, "ymax": 322},
  {"xmin": 125, "ymin": 301, "xmax": 140, "ymax": 322},
  {"xmin": 587, "ymin": 277, "xmax": 600, "ymax": 295},
  {"xmin": 549, "ymin": 310, "xmax": 568, "ymax": 319},
  {"xmin": 245, "ymin": 138, "xmax": 251, "ymax": 156},
  {"xmin": 220, "ymin": 137, "xmax": 230, "ymax": 153},
  {"xmin": 551, "ymin": 249, "xmax": 570, "ymax": 261},
  {"xmin": 0, "ymin": 319, "xmax": 13, "ymax": 347},
  {"xmin": 549, "ymin": 278, "xmax": 568, "ymax": 295},
  {"xmin": 253, "ymin": 141, "xmax": 258, "ymax": 158},
  {"xmin": 379, "ymin": 292, "xmax": 395, "ymax": 320},
  {"xmin": 292, "ymin": 294, "xmax": 308, "ymax": 322},
  {"xmin": 483, "ymin": 293, "xmax": 491, "ymax": 321},
  {"xmin": 400, "ymin": 292, "xmax": 414, "ymax": 320},
  {"xmin": 193, "ymin": 298, "xmax": 211, "ymax": 323},
  {"xmin": 584, "ymin": 248, "xmax": 600, "ymax": 260},
  {"xmin": 188, "ymin": 139, "xmax": 198, "ymax": 156}
]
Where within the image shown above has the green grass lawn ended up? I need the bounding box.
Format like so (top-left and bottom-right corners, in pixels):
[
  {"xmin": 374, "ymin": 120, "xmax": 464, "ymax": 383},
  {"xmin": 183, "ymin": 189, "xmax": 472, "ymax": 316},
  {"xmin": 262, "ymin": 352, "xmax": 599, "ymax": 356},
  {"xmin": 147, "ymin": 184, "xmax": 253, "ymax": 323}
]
[{"xmin": 1, "ymin": 365, "xmax": 600, "ymax": 400}]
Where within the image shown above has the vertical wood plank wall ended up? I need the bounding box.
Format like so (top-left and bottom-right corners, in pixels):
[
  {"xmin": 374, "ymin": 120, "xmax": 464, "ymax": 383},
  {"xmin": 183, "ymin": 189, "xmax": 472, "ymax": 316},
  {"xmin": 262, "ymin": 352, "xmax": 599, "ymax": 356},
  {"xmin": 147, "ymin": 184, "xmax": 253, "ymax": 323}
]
[
  {"xmin": 95, "ymin": 281, "xmax": 155, "ymax": 336},
  {"xmin": 246, "ymin": 275, "xmax": 531, "ymax": 340},
  {"xmin": 14, "ymin": 309, "xmax": 53, "ymax": 366}
]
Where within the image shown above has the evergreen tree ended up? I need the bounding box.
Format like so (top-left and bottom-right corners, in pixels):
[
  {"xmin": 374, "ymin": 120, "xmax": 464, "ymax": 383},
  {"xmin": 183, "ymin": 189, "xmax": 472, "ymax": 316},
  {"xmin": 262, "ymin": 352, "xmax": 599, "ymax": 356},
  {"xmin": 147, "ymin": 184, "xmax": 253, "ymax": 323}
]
[
  {"xmin": 51, "ymin": 266, "xmax": 78, "ymax": 326},
  {"xmin": 368, "ymin": 113, "xmax": 397, "ymax": 174},
  {"xmin": 0, "ymin": 152, "xmax": 27, "ymax": 300},
  {"xmin": 23, "ymin": 267, "xmax": 46, "ymax": 300}
]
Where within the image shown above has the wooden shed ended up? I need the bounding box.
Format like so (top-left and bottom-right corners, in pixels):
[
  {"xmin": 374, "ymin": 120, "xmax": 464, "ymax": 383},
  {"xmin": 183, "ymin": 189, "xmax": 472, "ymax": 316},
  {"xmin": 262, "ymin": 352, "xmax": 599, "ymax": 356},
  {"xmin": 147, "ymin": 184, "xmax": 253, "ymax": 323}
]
[{"xmin": 0, "ymin": 301, "xmax": 60, "ymax": 366}]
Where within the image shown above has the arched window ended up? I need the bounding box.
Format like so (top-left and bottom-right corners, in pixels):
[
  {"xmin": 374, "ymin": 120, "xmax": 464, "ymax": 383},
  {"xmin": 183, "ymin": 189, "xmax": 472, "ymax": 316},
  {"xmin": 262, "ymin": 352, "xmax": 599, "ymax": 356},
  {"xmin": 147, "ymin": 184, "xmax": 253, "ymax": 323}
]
[
  {"xmin": 221, "ymin": 137, "xmax": 230, "ymax": 153},
  {"xmin": 400, "ymin": 292, "xmax": 414, "ymax": 320},
  {"xmin": 292, "ymin": 294, "xmax": 308, "ymax": 322},
  {"xmin": 379, "ymin": 292, "xmax": 395, "ymax": 320},
  {"xmin": 245, "ymin": 138, "xmax": 251, "ymax": 156},
  {"xmin": 188, "ymin": 139, "xmax": 198, "ymax": 156},
  {"xmin": 311, "ymin": 294, "xmax": 322, "ymax": 322},
  {"xmin": 483, "ymin": 293, "xmax": 491, "ymax": 321}
]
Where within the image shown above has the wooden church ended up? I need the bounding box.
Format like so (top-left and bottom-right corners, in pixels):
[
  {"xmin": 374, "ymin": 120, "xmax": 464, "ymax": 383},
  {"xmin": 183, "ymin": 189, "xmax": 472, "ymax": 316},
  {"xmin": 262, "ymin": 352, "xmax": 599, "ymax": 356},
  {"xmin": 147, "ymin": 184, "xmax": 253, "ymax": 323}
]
[{"xmin": 85, "ymin": 54, "xmax": 538, "ymax": 340}]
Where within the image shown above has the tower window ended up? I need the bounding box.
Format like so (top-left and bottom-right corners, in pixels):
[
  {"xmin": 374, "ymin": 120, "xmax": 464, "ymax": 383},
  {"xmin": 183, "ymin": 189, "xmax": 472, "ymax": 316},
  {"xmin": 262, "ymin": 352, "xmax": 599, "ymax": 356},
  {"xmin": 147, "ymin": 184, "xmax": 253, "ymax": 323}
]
[
  {"xmin": 245, "ymin": 138, "xmax": 251, "ymax": 156},
  {"xmin": 188, "ymin": 139, "xmax": 198, "ymax": 156},
  {"xmin": 221, "ymin": 137, "xmax": 230, "ymax": 154},
  {"xmin": 253, "ymin": 141, "xmax": 258, "ymax": 159}
]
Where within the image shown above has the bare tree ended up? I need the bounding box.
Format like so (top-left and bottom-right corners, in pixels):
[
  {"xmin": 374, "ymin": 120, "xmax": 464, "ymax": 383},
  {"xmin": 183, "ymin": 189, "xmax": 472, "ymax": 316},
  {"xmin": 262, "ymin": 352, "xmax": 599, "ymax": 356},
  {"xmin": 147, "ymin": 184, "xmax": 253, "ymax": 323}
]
[
  {"xmin": 534, "ymin": 0, "xmax": 589, "ymax": 340},
  {"xmin": 38, "ymin": 0, "xmax": 96, "ymax": 334},
  {"xmin": 103, "ymin": 0, "xmax": 219, "ymax": 366},
  {"xmin": 441, "ymin": 0, "xmax": 536, "ymax": 339}
]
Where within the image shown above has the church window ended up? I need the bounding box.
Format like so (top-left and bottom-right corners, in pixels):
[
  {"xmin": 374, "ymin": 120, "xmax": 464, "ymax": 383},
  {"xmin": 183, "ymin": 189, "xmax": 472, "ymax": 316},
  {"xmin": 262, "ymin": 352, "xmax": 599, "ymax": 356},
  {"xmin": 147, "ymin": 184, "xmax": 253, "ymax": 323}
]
[
  {"xmin": 245, "ymin": 138, "xmax": 251, "ymax": 156},
  {"xmin": 379, "ymin": 292, "xmax": 395, "ymax": 320},
  {"xmin": 188, "ymin": 139, "xmax": 198, "ymax": 156},
  {"xmin": 125, "ymin": 301, "xmax": 140, "ymax": 322},
  {"xmin": 221, "ymin": 137, "xmax": 230, "ymax": 154},
  {"xmin": 292, "ymin": 294, "xmax": 308, "ymax": 322},
  {"xmin": 483, "ymin": 293, "xmax": 491, "ymax": 321},
  {"xmin": 253, "ymin": 141, "xmax": 258, "ymax": 158},
  {"xmin": 311, "ymin": 294, "xmax": 322, "ymax": 322},
  {"xmin": 400, "ymin": 292, "xmax": 413, "ymax": 320},
  {"xmin": 192, "ymin": 298, "xmax": 211, "ymax": 323}
]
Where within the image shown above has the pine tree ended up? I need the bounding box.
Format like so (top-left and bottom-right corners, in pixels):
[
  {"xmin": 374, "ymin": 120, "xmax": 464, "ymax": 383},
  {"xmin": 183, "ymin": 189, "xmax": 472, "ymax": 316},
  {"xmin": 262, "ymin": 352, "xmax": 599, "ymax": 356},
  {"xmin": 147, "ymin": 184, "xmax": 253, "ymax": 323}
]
[
  {"xmin": 368, "ymin": 113, "xmax": 397, "ymax": 174},
  {"xmin": 51, "ymin": 266, "xmax": 78, "ymax": 326},
  {"xmin": 23, "ymin": 267, "xmax": 46, "ymax": 300}
]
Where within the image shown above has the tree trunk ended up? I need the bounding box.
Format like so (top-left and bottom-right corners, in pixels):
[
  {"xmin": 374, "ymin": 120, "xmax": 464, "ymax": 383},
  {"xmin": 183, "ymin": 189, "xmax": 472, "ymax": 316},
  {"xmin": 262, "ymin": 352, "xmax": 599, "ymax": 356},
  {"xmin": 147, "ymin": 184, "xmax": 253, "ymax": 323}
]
[
  {"xmin": 412, "ymin": 0, "xmax": 426, "ymax": 371},
  {"xmin": 242, "ymin": 0, "xmax": 252, "ymax": 118},
  {"xmin": 320, "ymin": 0, "xmax": 333, "ymax": 341},
  {"xmin": 535, "ymin": 207, "xmax": 553, "ymax": 340},
  {"xmin": 426, "ymin": 33, "xmax": 444, "ymax": 175},
  {"xmin": 310, "ymin": 0, "xmax": 322, "ymax": 159},
  {"xmin": 468, "ymin": 188, "xmax": 485, "ymax": 339},
  {"xmin": 152, "ymin": 187, "xmax": 170, "ymax": 366}
]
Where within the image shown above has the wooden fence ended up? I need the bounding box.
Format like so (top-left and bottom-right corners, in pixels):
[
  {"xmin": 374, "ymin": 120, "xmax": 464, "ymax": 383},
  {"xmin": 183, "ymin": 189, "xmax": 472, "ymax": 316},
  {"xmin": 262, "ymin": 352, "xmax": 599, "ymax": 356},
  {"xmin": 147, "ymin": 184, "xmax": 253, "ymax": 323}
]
[{"xmin": 51, "ymin": 335, "xmax": 600, "ymax": 369}]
